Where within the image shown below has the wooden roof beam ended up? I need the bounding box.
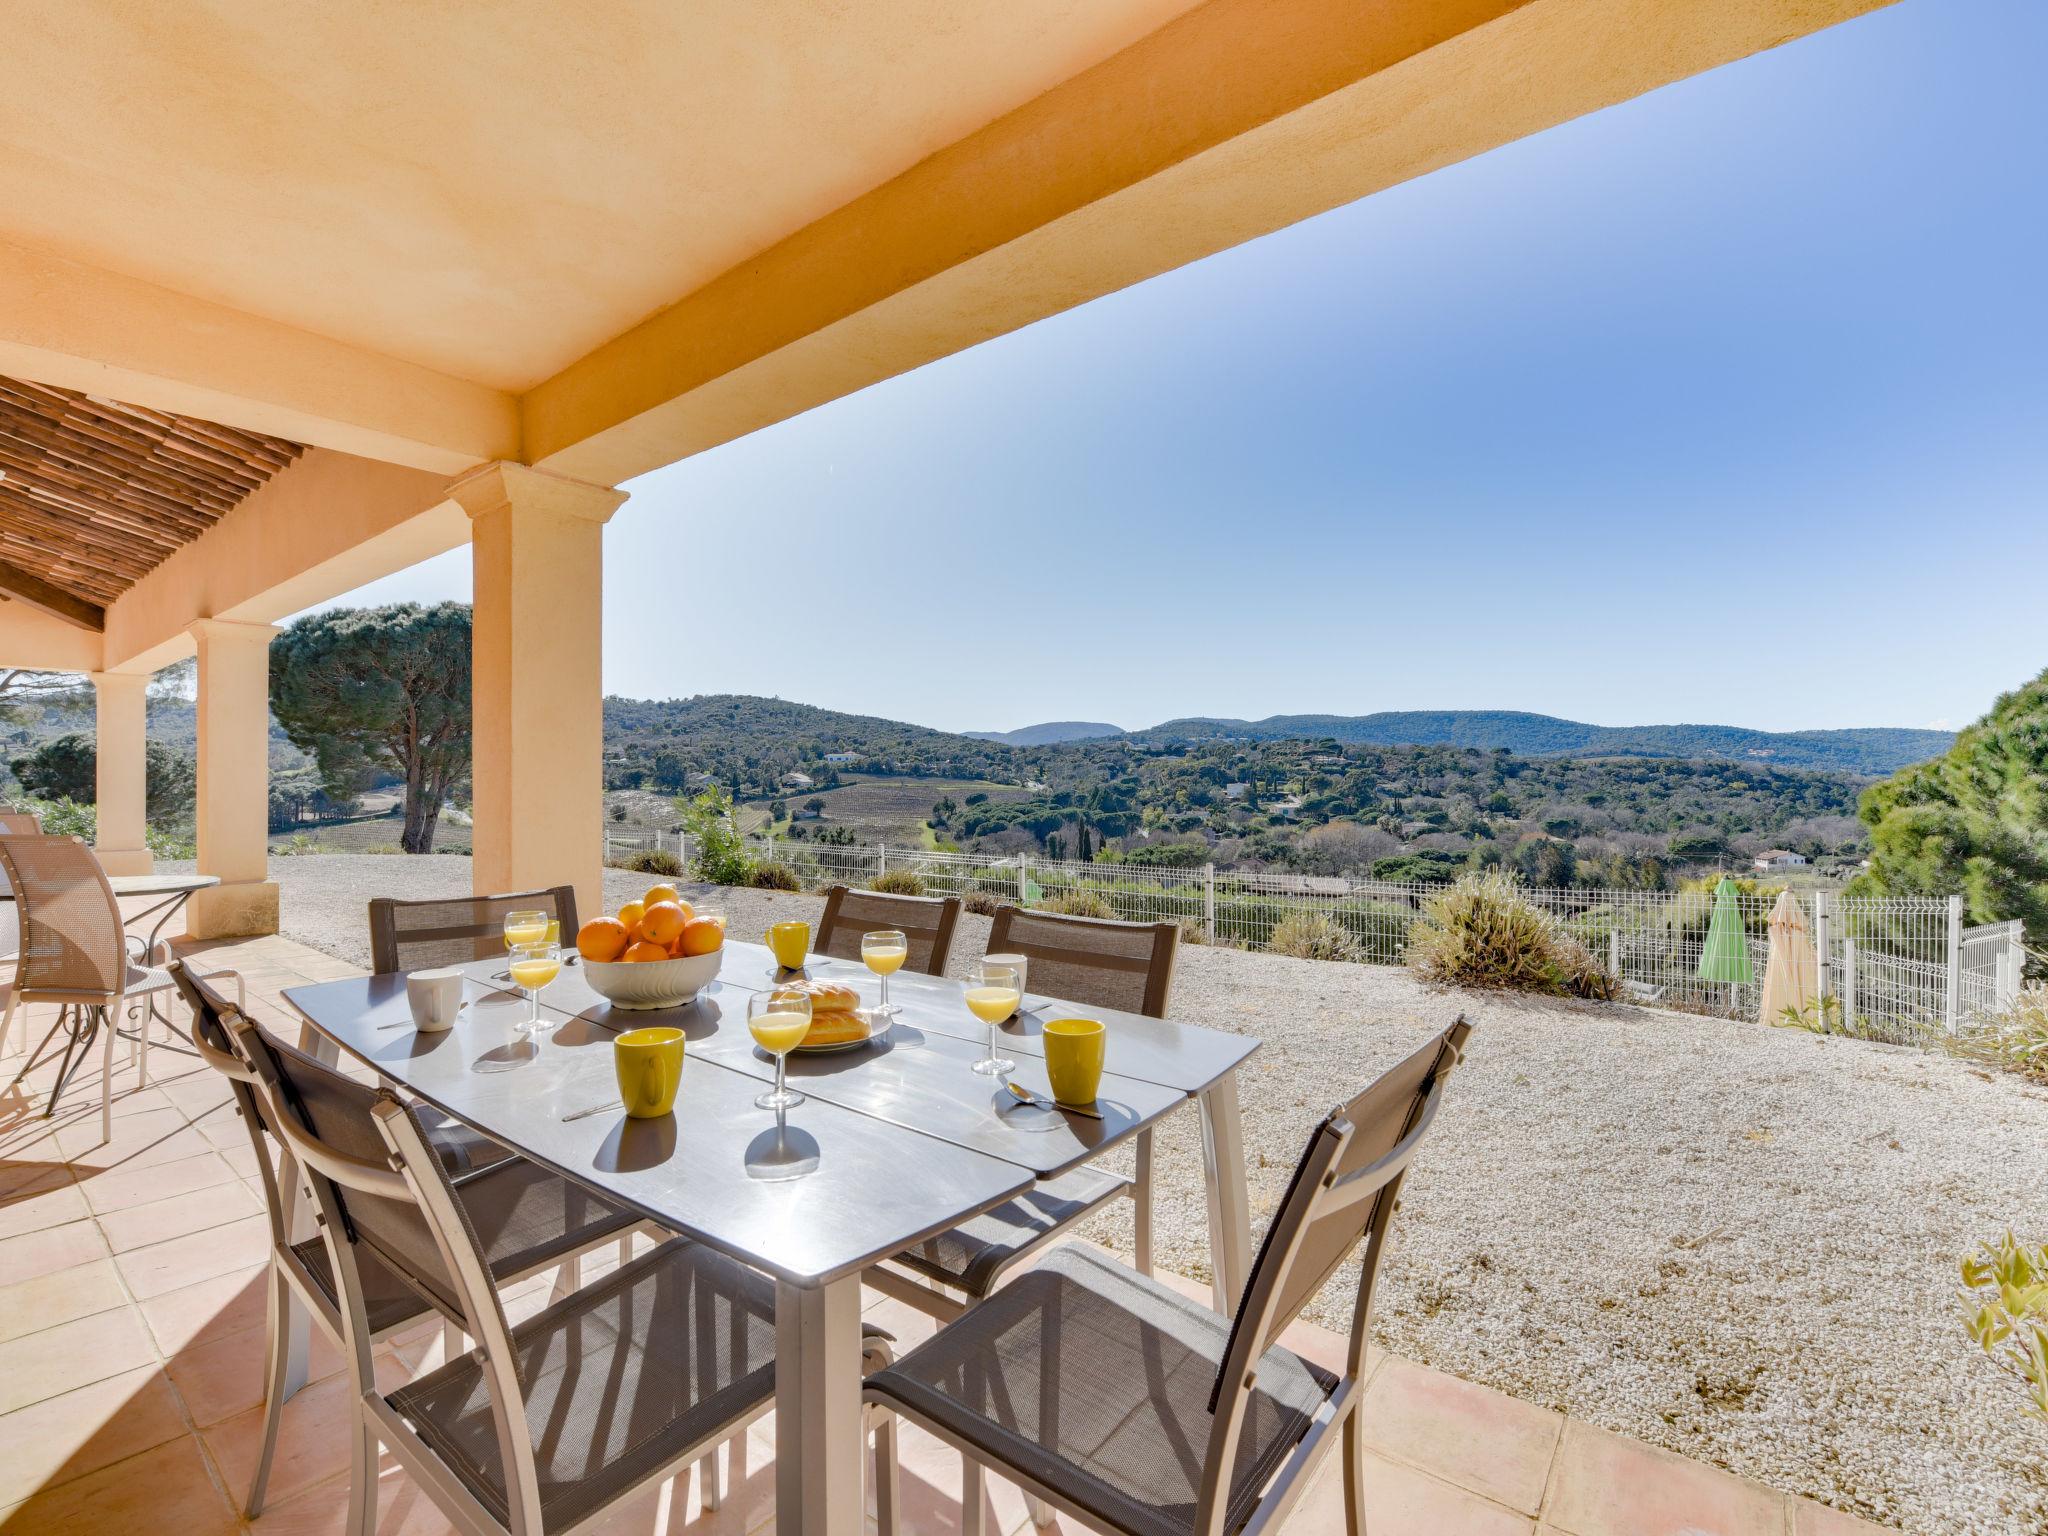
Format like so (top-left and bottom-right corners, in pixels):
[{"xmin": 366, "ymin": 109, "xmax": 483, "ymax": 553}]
[{"xmin": 0, "ymin": 555, "xmax": 105, "ymax": 631}]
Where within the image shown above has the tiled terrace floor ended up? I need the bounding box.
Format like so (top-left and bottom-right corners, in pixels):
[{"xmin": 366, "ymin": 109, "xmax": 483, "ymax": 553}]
[{"xmin": 0, "ymin": 932, "xmax": 1890, "ymax": 1536}]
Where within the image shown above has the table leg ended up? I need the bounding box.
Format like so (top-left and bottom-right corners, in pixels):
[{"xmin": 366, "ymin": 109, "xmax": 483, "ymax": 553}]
[
  {"xmin": 775, "ymin": 1273, "xmax": 866, "ymax": 1536},
  {"xmin": 1198, "ymin": 1073, "xmax": 1254, "ymax": 1315}
]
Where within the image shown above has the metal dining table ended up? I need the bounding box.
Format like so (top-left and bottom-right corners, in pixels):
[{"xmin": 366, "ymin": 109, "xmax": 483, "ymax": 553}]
[{"xmin": 282, "ymin": 938, "xmax": 1260, "ymax": 1536}]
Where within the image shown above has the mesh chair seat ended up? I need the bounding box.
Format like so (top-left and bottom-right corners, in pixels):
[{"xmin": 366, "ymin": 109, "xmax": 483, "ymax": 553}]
[
  {"xmin": 414, "ymin": 1105, "xmax": 515, "ymax": 1176},
  {"xmin": 291, "ymin": 1235, "xmax": 433, "ymax": 1336},
  {"xmin": 892, "ymin": 1165, "xmax": 1132, "ymax": 1298},
  {"xmin": 389, "ymin": 1236, "xmax": 888, "ymax": 1532},
  {"xmin": 867, "ymin": 1244, "xmax": 1333, "ymax": 1536}
]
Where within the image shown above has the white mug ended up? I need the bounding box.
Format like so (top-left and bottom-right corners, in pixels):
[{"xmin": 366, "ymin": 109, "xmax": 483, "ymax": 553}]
[{"xmin": 405, "ymin": 968, "xmax": 465, "ymax": 1032}]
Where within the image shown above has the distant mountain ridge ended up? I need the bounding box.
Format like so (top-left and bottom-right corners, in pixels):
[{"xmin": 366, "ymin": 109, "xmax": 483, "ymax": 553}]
[
  {"xmin": 966, "ymin": 721, "xmax": 1124, "ymax": 746},
  {"xmin": 1129, "ymin": 710, "xmax": 1951, "ymax": 775}
]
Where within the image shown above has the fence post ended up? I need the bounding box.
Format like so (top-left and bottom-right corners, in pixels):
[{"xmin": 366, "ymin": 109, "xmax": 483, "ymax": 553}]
[
  {"xmin": 1813, "ymin": 891, "xmax": 1831, "ymax": 998},
  {"xmin": 2009, "ymin": 922, "xmax": 2028, "ymax": 1008},
  {"xmin": 876, "ymin": 841, "xmax": 886, "ymax": 881},
  {"xmin": 1608, "ymin": 926, "xmax": 1621, "ymax": 980},
  {"xmin": 1203, "ymin": 863, "xmax": 1216, "ymax": 944},
  {"xmin": 1944, "ymin": 894, "xmax": 1964, "ymax": 1032},
  {"xmin": 1017, "ymin": 855, "xmax": 1029, "ymax": 906},
  {"xmin": 1843, "ymin": 938, "xmax": 1858, "ymax": 1028}
]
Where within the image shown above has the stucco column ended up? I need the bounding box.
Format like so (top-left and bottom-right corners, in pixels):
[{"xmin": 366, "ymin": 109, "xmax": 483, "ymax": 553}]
[
  {"xmin": 89, "ymin": 671, "xmax": 154, "ymax": 876},
  {"xmin": 448, "ymin": 463, "xmax": 626, "ymax": 922},
  {"xmin": 186, "ymin": 619, "xmax": 281, "ymax": 938}
]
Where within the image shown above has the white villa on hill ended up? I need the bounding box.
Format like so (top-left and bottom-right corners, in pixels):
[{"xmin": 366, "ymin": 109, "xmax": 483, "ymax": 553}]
[{"xmin": 1754, "ymin": 849, "xmax": 1809, "ymax": 871}]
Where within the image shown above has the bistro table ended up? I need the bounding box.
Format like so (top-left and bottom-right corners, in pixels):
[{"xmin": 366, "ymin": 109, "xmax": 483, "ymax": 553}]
[{"xmin": 283, "ymin": 938, "xmax": 1260, "ymax": 1536}]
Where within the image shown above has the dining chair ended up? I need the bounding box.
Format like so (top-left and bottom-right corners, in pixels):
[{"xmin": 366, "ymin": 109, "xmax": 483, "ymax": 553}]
[
  {"xmin": 367, "ymin": 885, "xmax": 581, "ymax": 974},
  {"xmin": 0, "ymin": 833, "xmax": 181, "ymax": 1139},
  {"xmin": 813, "ymin": 883, "xmax": 963, "ymax": 974},
  {"xmin": 199, "ymin": 979, "xmax": 664, "ymax": 1521},
  {"xmin": 229, "ymin": 1007, "xmax": 902, "ymax": 1536},
  {"xmin": 867, "ymin": 1017, "xmax": 1471, "ymax": 1536},
  {"xmin": 0, "ymin": 810, "xmax": 41, "ymax": 835},
  {"xmin": 0, "ymin": 809, "xmax": 35, "ymax": 1053},
  {"xmin": 870, "ymin": 905, "xmax": 1179, "ymax": 1324}
]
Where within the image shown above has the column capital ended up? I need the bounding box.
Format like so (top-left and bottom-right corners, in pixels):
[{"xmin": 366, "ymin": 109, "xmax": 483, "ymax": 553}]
[
  {"xmin": 87, "ymin": 669, "xmax": 151, "ymax": 691},
  {"xmin": 188, "ymin": 617, "xmax": 283, "ymax": 647},
  {"xmin": 445, "ymin": 462, "xmax": 626, "ymax": 526}
]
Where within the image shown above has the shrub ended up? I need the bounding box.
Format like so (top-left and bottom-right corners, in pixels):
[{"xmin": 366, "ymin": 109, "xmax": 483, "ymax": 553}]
[
  {"xmin": 871, "ymin": 869, "xmax": 926, "ymax": 897},
  {"xmin": 962, "ymin": 891, "xmax": 1009, "ymax": 916},
  {"xmin": 1266, "ymin": 910, "xmax": 1362, "ymax": 962},
  {"xmin": 678, "ymin": 785, "xmax": 754, "ymax": 887},
  {"xmin": 620, "ymin": 848, "xmax": 685, "ymax": 877},
  {"xmin": 1947, "ymin": 985, "xmax": 2048, "ymax": 1084},
  {"xmin": 1406, "ymin": 871, "xmax": 1617, "ymax": 1000},
  {"xmin": 1960, "ymin": 1232, "xmax": 2048, "ymax": 1421},
  {"xmin": 750, "ymin": 863, "xmax": 802, "ymax": 891},
  {"xmin": 1041, "ymin": 890, "xmax": 1113, "ymax": 919}
]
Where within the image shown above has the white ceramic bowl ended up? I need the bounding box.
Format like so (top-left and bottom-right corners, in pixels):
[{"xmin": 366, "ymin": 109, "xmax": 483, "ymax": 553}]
[{"xmin": 580, "ymin": 948, "xmax": 722, "ymax": 1010}]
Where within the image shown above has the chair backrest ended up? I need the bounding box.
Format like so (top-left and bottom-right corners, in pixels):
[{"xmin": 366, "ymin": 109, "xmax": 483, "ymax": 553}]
[
  {"xmin": 367, "ymin": 885, "xmax": 580, "ymax": 974},
  {"xmin": 0, "ymin": 834, "xmax": 126, "ymax": 998},
  {"xmin": 0, "ymin": 810, "xmax": 42, "ymax": 835},
  {"xmin": 1195, "ymin": 1017, "xmax": 1472, "ymax": 1535},
  {"xmin": 983, "ymin": 905, "xmax": 1178, "ymax": 1017},
  {"xmin": 169, "ymin": 961, "xmax": 298, "ymax": 1255},
  {"xmin": 814, "ymin": 885, "xmax": 963, "ymax": 974}
]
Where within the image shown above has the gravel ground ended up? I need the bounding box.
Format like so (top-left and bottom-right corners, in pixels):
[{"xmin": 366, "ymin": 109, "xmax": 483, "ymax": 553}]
[{"xmin": 238, "ymin": 855, "xmax": 2048, "ymax": 1534}]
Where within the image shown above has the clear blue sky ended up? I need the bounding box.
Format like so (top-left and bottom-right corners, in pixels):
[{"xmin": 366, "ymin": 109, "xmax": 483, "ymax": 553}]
[{"xmin": 324, "ymin": 0, "xmax": 2046, "ymax": 738}]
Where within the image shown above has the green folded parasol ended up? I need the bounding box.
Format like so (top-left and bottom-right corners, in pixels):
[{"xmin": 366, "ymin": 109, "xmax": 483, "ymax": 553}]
[{"xmin": 1697, "ymin": 876, "xmax": 1754, "ymax": 984}]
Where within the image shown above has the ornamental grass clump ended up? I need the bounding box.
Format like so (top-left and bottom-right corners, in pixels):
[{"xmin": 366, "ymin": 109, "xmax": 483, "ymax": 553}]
[
  {"xmin": 1406, "ymin": 871, "xmax": 1618, "ymax": 1000},
  {"xmin": 1267, "ymin": 909, "xmax": 1362, "ymax": 963},
  {"xmin": 1948, "ymin": 984, "xmax": 2048, "ymax": 1085}
]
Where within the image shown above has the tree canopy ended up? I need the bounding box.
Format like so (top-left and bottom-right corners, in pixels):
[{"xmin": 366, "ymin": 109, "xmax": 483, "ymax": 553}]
[
  {"xmin": 269, "ymin": 603, "xmax": 471, "ymax": 854},
  {"xmin": 1849, "ymin": 664, "xmax": 2048, "ymax": 930},
  {"xmin": 8, "ymin": 732, "xmax": 194, "ymax": 821}
]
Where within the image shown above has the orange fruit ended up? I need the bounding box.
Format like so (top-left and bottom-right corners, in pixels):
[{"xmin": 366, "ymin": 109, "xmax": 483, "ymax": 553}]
[
  {"xmin": 635, "ymin": 900, "xmax": 687, "ymax": 948},
  {"xmin": 678, "ymin": 916, "xmax": 724, "ymax": 957},
  {"xmin": 642, "ymin": 883, "xmax": 681, "ymax": 910},
  {"xmin": 622, "ymin": 939, "xmax": 671, "ymax": 963},
  {"xmin": 616, "ymin": 900, "xmax": 646, "ymax": 934},
  {"xmin": 576, "ymin": 917, "xmax": 629, "ymax": 962}
]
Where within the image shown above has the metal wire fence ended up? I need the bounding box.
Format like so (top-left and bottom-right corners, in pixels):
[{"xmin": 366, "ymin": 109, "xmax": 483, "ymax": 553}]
[{"xmin": 647, "ymin": 832, "xmax": 2020, "ymax": 1041}]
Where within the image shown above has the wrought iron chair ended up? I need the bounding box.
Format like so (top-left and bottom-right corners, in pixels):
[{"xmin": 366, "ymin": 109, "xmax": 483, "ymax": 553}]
[
  {"xmin": 813, "ymin": 883, "xmax": 963, "ymax": 974},
  {"xmin": 867, "ymin": 1017, "xmax": 1471, "ymax": 1536},
  {"xmin": 871, "ymin": 906, "xmax": 1180, "ymax": 1322},
  {"xmin": 199, "ymin": 979, "xmax": 660, "ymax": 1521},
  {"xmin": 228, "ymin": 1007, "xmax": 901, "ymax": 1536},
  {"xmin": 0, "ymin": 833, "xmax": 180, "ymax": 1139},
  {"xmin": 367, "ymin": 885, "xmax": 581, "ymax": 974}
]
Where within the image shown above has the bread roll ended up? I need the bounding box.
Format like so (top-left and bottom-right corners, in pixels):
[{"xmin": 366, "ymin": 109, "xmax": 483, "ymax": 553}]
[
  {"xmin": 779, "ymin": 978, "xmax": 861, "ymax": 1013},
  {"xmin": 800, "ymin": 1009, "xmax": 871, "ymax": 1048}
]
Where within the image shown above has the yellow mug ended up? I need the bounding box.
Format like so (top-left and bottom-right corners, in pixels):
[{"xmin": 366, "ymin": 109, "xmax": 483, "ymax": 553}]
[
  {"xmin": 767, "ymin": 920, "xmax": 811, "ymax": 970},
  {"xmin": 1042, "ymin": 1017, "xmax": 1106, "ymax": 1106},
  {"xmin": 613, "ymin": 1027, "xmax": 685, "ymax": 1118}
]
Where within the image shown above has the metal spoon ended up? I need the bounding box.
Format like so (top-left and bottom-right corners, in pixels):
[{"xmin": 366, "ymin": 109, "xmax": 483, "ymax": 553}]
[
  {"xmin": 561, "ymin": 1100, "xmax": 620, "ymax": 1122},
  {"xmin": 1003, "ymin": 1078, "xmax": 1102, "ymax": 1120}
]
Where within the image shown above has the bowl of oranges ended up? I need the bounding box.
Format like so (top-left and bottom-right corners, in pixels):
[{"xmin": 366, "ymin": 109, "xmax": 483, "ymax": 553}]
[{"xmin": 576, "ymin": 885, "xmax": 726, "ymax": 1010}]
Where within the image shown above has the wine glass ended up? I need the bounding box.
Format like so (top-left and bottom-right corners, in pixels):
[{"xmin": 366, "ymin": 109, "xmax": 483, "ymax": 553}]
[
  {"xmin": 862, "ymin": 929, "xmax": 908, "ymax": 1019},
  {"xmin": 499, "ymin": 909, "xmax": 549, "ymax": 981},
  {"xmin": 748, "ymin": 989, "xmax": 813, "ymax": 1112},
  {"xmin": 965, "ymin": 961, "xmax": 1020, "ymax": 1076},
  {"xmin": 507, "ymin": 941, "xmax": 563, "ymax": 1034}
]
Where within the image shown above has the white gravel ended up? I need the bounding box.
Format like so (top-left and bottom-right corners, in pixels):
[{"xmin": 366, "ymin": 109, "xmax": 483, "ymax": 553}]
[{"xmin": 244, "ymin": 855, "xmax": 2048, "ymax": 1534}]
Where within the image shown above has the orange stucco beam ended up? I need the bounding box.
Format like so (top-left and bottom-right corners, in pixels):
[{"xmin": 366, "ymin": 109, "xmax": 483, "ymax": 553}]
[
  {"xmin": 0, "ymin": 599, "xmax": 106, "ymax": 672},
  {"xmin": 525, "ymin": 0, "xmax": 1896, "ymax": 486},
  {"xmin": 0, "ymin": 240, "xmax": 518, "ymax": 475},
  {"xmin": 99, "ymin": 448, "xmax": 469, "ymax": 674}
]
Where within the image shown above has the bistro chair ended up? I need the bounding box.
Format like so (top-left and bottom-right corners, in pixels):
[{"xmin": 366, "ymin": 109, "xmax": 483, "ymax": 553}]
[
  {"xmin": 367, "ymin": 885, "xmax": 581, "ymax": 974},
  {"xmin": 871, "ymin": 906, "xmax": 1180, "ymax": 1322},
  {"xmin": 0, "ymin": 809, "xmax": 40, "ymax": 835},
  {"xmin": 229, "ymin": 1008, "xmax": 902, "ymax": 1536},
  {"xmin": 200, "ymin": 980, "xmax": 660, "ymax": 1521},
  {"xmin": 0, "ymin": 809, "xmax": 36, "ymax": 1052},
  {"xmin": 867, "ymin": 1017, "xmax": 1471, "ymax": 1536},
  {"xmin": 813, "ymin": 883, "xmax": 963, "ymax": 974},
  {"xmin": 0, "ymin": 833, "xmax": 181, "ymax": 1139}
]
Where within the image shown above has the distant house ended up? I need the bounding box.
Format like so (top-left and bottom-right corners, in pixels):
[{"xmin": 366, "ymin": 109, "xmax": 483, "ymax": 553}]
[
  {"xmin": 1753, "ymin": 849, "xmax": 1808, "ymax": 871},
  {"xmin": 1223, "ymin": 782, "xmax": 1249, "ymax": 800},
  {"xmin": 781, "ymin": 772, "xmax": 814, "ymax": 789},
  {"xmin": 823, "ymin": 752, "xmax": 859, "ymax": 765}
]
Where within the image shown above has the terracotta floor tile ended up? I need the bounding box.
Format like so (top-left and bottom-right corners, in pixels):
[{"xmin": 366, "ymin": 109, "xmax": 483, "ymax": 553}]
[
  {"xmin": 202, "ymin": 1369, "xmax": 360, "ymax": 1510},
  {"xmin": 139, "ymin": 1264, "xmax": 269, "ymax": 1354},
  {"xmin": 114, "ymin": 1210, "xmax": 270, "ymax": 1299},
  {"xmin": 0, "ymin": 1217, "xmax": 109, "ymax": 1287},
  {"xmin": 1285, "ymin": 1451, "xmax": 1533, "ymax": 1536},
  {"xmin": 56, "ymin": 1105, "xmax": 214, "ymax": 1171},
  {"xmin": 868, "ymin": 1412, "xmax": 1033, "ymax": 1536},
  {"xmin": 0, "ymin": 1364, "xmax": 191, "ymax": 1506},
  {"xmin": 0, "ymin": 1258, "xmax": 128, "ymax": 1343},
  {"xmin": 166, "ymin": 1308, "xmax": 343, "ymax": 1427},
  {"xmin": 78, "ymin": 1147, "xmax": 241, "ymax": 1215},
  {"xmin": 1544, "ymin": 1421, "xmax": 1789, "ymax": 1536},
  {"xmin": 0, "ymin": 1153, "xmax": 72, "ymax": 1199},
  {"xmin": 1361, "ymin": 1356, "xmax": 1563, "ymax": 1515},
  {"xmin": 1790, "ymin": 1500, "xmax": 1894, "ymax": 1535},
  {"xmin": 0, "ymin": 1432, "xmax": 237, "ymax": 1536},
  {"xmin": 252, "ymin": 1464, "xmax": 462, "ymax": 1536},
  {"xmin": 0, "ymin": 1176, "xmax": 90, "ymax": 1240},
  {"xmin": 97, "ymin": 1176, "xmax": 262, "ymax": 1254},
  {"xmin": 0, "ymin": 1302, "xmax": 160, "ymax": 1415}
]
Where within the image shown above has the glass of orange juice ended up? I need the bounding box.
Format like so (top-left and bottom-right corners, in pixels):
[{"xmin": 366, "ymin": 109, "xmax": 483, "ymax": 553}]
[
  {"xmin": 965, "ymin": 961, "xmax": 1020, "ymax": 1076},
  {"xmin": 508, "ymin": 941, "xmax": 563, "ymax": 1035},
  {"xmin": 748, "ymin": 988, "xmax": 813, "ymax": 1111},
  {"xmin": 862, "ymin": 930, "xmax": 908, "ymax": 1018}
]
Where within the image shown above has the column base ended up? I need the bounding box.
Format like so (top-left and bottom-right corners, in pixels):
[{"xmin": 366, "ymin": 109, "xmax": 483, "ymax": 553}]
[
  {"xmin": 185, "ymin": 880, "xmax": 280, "ymax": 940},
  {"xmin": 93, "ymin": 845, "xmax": 155, "ymax": 877}
]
